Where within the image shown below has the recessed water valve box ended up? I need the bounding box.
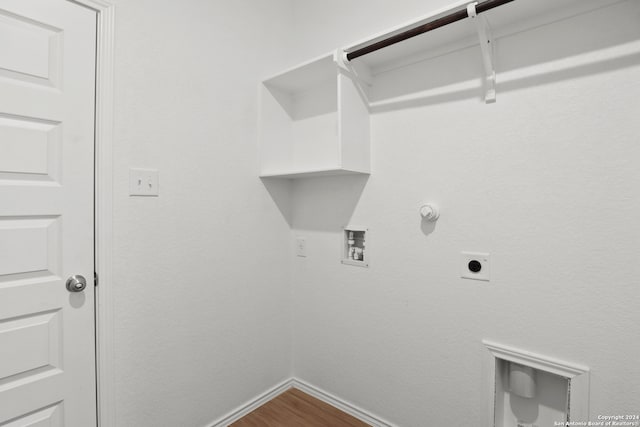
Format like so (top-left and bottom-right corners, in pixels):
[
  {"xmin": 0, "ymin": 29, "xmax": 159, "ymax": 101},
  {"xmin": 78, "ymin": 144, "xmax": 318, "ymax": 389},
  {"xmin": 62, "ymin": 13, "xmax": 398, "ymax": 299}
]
[
  {"xmin": 483, "ymin": 341, "xmax": 590, "ymax": 427},
  {"xmin": 342, "ymin": 226, "xmax": 368, "ymax": 267}
]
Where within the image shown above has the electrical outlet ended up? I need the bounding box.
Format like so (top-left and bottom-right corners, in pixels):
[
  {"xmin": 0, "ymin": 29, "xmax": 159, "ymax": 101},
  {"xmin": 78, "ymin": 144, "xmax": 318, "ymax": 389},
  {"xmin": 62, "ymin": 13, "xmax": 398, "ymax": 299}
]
[
  {"xmin": 295, "ymin": 237, "xmax": 306, "ymax": 257},
  {"xmin": 129, "ymin": 168, "xmax": 159, "ymax": 196},
  {"xmin": 461, "ymin": 252, "xmax": 490, "ymax": 281}
]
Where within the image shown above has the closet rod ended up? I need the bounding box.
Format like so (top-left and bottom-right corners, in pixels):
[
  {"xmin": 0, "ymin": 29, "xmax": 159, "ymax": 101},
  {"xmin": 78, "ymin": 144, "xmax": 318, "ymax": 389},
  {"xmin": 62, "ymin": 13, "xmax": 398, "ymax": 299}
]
[{"xmin": 346, "ymin": 0, "xmax": 515, "ymax": 61}]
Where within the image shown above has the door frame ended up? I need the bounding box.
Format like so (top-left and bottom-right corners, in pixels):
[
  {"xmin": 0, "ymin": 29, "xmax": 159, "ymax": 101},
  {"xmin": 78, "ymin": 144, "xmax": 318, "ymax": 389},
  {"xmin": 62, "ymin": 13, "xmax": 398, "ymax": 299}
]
[{"xmin": 69, "ymin": 1, "xmax": 116, "ymax": 426}]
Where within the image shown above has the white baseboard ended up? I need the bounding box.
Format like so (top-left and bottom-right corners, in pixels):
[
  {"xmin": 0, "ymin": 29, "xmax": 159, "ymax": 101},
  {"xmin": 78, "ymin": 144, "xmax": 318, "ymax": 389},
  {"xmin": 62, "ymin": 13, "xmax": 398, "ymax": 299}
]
[
  {"xmin": 292, "ymin": 378, "xmax": 397, "ymax": 427},
  {"xmin": 208, "ymin": 376, "xmax": 397, "ymax": 427},
  {"xmin": 208, "ymin": 378, "xmax": 294, "ymax": 427}
]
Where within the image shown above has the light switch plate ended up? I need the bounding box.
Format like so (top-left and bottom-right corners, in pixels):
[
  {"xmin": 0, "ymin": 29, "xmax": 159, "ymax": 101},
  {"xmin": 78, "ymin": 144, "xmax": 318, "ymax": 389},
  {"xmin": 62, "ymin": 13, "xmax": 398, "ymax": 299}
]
[
  {"xmin": 129, "ymin": 168, "xmax": 159, "ymax": 196},
  {"xmin": 461, "ymin": 252, "xmax": 490, "ymax": 281}
]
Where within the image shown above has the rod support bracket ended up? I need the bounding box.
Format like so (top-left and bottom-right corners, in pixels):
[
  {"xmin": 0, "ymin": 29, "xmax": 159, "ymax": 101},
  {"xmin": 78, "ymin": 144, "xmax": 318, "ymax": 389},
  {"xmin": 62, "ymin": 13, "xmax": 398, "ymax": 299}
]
[
  {"xmin": 334, "ymin": 49, "xmax": 373, "ymax": 85},
  {"xmin": 334, "ymin": 49, "xmax": 351, "ymax": 73},
  {"xmin": 467, "ymin": 2, "xmax": 496, "ymax": 103},
  {"xmin": 333, "ymin": 49, "xmax": 373, "ymax": 106}
]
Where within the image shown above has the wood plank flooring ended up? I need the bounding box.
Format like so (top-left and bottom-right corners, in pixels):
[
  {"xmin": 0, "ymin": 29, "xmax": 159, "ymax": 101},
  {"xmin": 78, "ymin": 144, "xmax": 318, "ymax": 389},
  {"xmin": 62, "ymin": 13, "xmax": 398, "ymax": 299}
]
[{"xmin": 230, "ymin": 388, "xmax": 370, "ymax": 427}]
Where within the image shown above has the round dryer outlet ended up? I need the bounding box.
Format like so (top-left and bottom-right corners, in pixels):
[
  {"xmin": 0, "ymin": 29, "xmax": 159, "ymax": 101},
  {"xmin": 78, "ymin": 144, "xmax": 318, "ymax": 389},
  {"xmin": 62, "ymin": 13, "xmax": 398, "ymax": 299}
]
[{"xmin": 460, "ymin": 252, "xmax": 490, "ymax": 281}]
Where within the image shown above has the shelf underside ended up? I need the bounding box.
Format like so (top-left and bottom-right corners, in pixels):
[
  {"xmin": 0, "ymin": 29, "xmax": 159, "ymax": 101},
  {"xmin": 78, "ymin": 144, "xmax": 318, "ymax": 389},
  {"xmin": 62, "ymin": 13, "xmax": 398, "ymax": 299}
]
[
  {"xmin": 259, "ymin": 168, "xmax": 369, "ymax": 179},
  {"xmin": 264, "ymin": 54, "xmax": 336, "ymax": 93}
]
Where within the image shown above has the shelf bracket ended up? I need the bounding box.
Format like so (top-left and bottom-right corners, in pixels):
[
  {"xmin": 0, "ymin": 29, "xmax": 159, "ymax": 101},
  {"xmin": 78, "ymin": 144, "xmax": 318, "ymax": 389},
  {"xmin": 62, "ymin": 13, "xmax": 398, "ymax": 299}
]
[
  {"xmin": 467, "ymin": 2, "xmax": 496, "ymax": 103},
  {"xmin": 334, "ymin": 49, "xmax": 373, "ymax": 105},
  {"xmin": 335, "ymin": 50, "xmax": 372, "ymax": 85}
]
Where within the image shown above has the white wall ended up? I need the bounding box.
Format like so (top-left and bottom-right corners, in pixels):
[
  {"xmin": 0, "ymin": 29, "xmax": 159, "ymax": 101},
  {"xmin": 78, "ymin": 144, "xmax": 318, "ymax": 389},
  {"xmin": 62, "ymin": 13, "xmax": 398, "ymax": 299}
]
[
  {"xmin": 289, "ymin": 1, "xmax": 640, "ymax": 425},
  {"xmin": 111, "ymin": 1, "xmax": 294, "ymax": 426},
  {"xmin": 109, "ymin": 1, "xmax": 639, "ymax": 425}
]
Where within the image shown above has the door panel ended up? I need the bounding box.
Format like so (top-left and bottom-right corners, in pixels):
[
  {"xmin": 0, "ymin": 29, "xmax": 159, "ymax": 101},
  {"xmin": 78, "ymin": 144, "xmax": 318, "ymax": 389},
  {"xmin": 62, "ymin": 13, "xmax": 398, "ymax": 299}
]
[
  {"xmin": 0, "ymin": 115, "xmax": 61, "ymax": 179},
  {"xmin": 2, "ymin": 403, "xmax": 64, "ymax": 427},
  {"xmin": 0, "ymin": 216, "xmax": 60, "ymax": 276},
  {"xmin": 0, "ymin": 8, "xmax": 62, "ymax": 88},
  {"xmin": 0, "ymin": 1, "xmax": 97, "ymax": 426},
  {"xmin": 0, "ymin": 309, "xmax": 62, "ymax": 379}
]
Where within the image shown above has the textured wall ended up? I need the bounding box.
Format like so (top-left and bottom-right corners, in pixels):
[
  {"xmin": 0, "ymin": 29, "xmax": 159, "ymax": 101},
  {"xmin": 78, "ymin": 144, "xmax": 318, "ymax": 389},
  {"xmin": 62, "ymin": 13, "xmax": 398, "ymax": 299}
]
[
  {"xmin": 289, "ymin": 1, "xmax": 640, "ymax": 425},
  {"xmin": 111, "ymin": 1, "xmax": 294, "ymax": 426},
  {"xmin": 108, "ymin": 1, "xmax": 640, "ymax": 425}
]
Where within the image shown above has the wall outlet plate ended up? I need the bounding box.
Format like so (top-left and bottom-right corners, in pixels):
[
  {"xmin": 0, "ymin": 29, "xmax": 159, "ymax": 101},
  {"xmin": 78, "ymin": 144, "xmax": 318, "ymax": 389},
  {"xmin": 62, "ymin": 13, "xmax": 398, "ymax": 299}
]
[
  {"xmin": 129, "ymin": 168, "xmax": 159, "ymax": 196},
  {"xmin": 295, "ymin": 237, "xmax": 306, "ymax": 257},
  {"xmin": 461, "ymin": 252, "xmax": 490, "ymax": 281}
]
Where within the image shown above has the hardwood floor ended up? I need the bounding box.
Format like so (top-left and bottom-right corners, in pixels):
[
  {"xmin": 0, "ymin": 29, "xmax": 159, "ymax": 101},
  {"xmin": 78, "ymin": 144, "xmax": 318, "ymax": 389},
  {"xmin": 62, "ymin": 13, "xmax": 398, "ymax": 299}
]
[{"xmin": 230, "ymin": 388, "xmax": 370, "ymax": 427}]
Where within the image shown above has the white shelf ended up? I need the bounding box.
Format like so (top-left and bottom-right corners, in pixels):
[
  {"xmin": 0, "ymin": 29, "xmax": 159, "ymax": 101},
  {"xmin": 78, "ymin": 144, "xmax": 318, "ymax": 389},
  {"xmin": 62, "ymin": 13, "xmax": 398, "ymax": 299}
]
[
  {"xmin": 343, "ymin": 0, "xmax": 624, "ymax": 103},
  {"xmin": 263, "ymin": 54, "xmax": 336, "ymax": 93},
  {"xmin": 259, "ymin": 53, "xmax": 370, "ymax": 179},
  {"xmin": 258, "ymin": 0, "xmax": 624, "ymax": 179},
  {"xmin": 259, "ymin": 167, "xmax": 369, "ymax": 180}
]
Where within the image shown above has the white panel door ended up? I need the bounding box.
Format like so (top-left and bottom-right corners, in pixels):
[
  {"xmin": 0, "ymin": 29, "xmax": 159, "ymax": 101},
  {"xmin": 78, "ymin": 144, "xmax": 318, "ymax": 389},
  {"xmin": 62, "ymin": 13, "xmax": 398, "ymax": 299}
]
[{"xmin": 0, "ymin": 1, "xmax": 97, "ymax": 426}]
